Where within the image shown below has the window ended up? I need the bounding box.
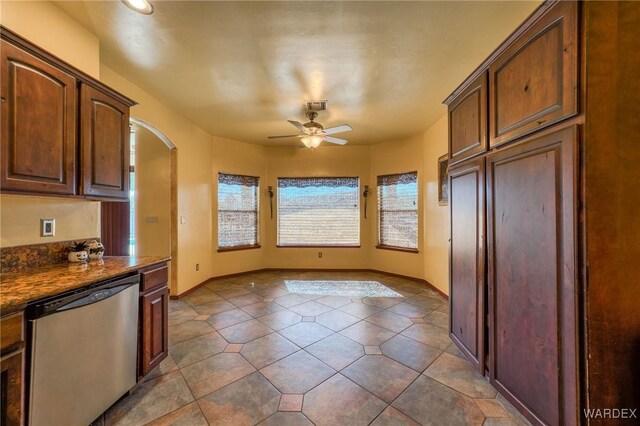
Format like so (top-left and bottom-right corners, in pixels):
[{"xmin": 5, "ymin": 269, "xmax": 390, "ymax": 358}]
[
  {"xmin": 218, "ymin": 173, "xmax": 259, "ymax": 250},
  {"xmin": 278, "ymin": 177, "xmax": 360, "ymax": 247},
  {"xmin": 377, "ymin": 171, "xmax": 418, "ymax": 251}
]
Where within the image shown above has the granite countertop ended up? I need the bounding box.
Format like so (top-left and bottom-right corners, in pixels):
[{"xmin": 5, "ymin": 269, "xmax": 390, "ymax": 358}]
[{"xmin": 0, "ymin": 256, "xmax": 170, "ymax": 315}]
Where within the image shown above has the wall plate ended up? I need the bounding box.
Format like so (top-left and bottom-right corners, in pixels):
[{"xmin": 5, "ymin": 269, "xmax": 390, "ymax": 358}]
[{"xmin": 41, "ymin": 219, "xmax": 55, "ymax": 237}]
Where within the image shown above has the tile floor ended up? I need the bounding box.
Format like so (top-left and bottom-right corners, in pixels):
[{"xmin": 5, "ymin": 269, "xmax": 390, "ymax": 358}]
[{"xmin": 102, "ymin": 271, "xmax": 531, "ymax": 426}]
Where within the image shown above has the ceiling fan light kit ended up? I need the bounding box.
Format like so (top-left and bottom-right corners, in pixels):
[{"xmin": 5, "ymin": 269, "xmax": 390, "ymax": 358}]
[{"xmin": 268, "ymin": 103, "xmax": 353, "ymax": 149}]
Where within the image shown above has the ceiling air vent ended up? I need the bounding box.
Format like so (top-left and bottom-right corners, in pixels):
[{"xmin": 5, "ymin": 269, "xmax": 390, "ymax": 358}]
[{"xmin": 305, "ymin": 100, "xmax": 328, "ymax": 111}]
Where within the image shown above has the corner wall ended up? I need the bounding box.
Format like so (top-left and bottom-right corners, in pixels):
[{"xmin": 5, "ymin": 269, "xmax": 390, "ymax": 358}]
[{"xmin": 422, "ymin": 115, "xmax": 449, "ymax": 294}]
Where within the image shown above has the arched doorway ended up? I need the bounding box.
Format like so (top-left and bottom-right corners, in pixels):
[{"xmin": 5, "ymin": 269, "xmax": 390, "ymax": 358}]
[{"xmin": 101, "ymin": 119, "xmax": 178, "ymax": 294}]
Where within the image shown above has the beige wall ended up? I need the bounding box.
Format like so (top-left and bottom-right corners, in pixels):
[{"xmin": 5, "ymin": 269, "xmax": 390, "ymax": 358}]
[
  {"xmin": 0, "ymin": 1, "xmax": 452, "ymax": 297},
  {"xmin": 0, "ymin": 195, "xmax": 100, "ymax": 247},
  {"xmin": 211, "ymin": 137, "xmax": 266, "ymax": 276},
  {"xmin": 263, "ymin": 145, "xmax": 372, "ymax": 270},
  {"xmin": 0, "ymin": 0, "xmax": 101, "ymax": 249},
  {"xmin": 369, "ymin": 134, "xmax": 425, "ymax": 280},
  {"xmin": 422, "ymin": 115, "xmax": 450, "ymax": 294},
  {"xmin": 134, "ymin": 126, "xmax": 171, "ymax": 258},
  {"xmin": 99, "ymin": 65, "xmax": 215, "ymax": 295}
]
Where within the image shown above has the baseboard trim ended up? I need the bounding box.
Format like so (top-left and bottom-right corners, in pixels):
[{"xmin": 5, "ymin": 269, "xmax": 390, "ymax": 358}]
[{"xmin": 171, "ymin": 268, "xmax": 448, "ymax": 300}]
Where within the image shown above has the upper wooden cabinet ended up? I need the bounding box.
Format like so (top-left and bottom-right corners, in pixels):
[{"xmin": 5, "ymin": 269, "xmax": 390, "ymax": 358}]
[
  {"xmin": 0, "ymin": 40, "xmax": 77, "ymax": 195},
  {"xmin": 80, "ymin": 85, "xmax": 130, "ymax": 199},
  {"xmin": 0, "ymin": 27, "xmax": 136, "ymax": 200},
  {"xmin": 448, "ymin": 73, "xmax": 488, "ymax": 165},
  {"xmin": 489, "ymin": 1, "xmax": 578, "ymax": 147}
]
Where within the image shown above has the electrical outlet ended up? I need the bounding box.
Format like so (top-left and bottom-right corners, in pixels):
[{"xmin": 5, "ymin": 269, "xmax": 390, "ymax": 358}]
[
  {"xmin": 195, "ymin": 263, "xmax": 200, "ymax": 271},
  {"xmin": 318, "ymin": 252, "xmax": 323, "ymax": 259},
  {"xmin": 40, "ymin": 219, "xmax": 55, "ymax": 237}
]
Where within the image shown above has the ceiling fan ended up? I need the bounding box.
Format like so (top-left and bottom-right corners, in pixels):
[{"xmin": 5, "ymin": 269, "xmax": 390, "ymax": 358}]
[{"xmin": 268, "ymin": 110, "xmax": 352, "ymax": 149}]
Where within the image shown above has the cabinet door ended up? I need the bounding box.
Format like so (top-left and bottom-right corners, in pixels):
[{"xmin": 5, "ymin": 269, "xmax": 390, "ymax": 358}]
[
  {"xmin": 487, "ymin": 126, "xmax": 577, "ymax": 426},
  {"xmin": 489, "ymin": 1, "xmax": 578, "ymax": 147},
  {"xmin": 80, "ymin": 84, "xmax": 130, "ymax": 199},
  {"xmin": 140, "ymin": 285, "xmax": 168, "ymax": 376},
  {"xmin": 448, "ymin": 73, "xmax": 488, "ymax": 165},
  {"xmin": 449, "ymin": 157, "xmax": 485, "ymax": 372},
  {"xmin": 0, "ymin": 348, "xmax": 24, "ymax": 426},
  {"xmin": 0, "ymin": 40, "xmax": 77, "ymax": 195}
]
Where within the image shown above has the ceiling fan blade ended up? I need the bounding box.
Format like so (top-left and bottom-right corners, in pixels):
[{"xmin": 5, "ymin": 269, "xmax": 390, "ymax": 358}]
[
  {"xmin": 287, "ymin": 120, "xmax": 307, "ymax": 132},
  {"xmin": 324, "ymin": 136, "xmax": 348, "ymax": 145},
  {"xmin": 268, "ymin": 134, "xmax": 302, "ymax": 139},
  {"xmin": 323, "ymin": 124, "xmax": 352, "ymax": 135}
]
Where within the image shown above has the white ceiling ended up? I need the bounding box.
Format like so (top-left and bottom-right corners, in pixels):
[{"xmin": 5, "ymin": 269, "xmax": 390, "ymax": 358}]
[{"xmin": 55, "ymin": 1, "xmax": 540, "ymax": 145}]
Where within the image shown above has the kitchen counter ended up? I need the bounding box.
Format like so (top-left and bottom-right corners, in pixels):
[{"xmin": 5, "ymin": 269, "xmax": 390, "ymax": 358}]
[{"xmin": 0, "ymin": 256, "xmax": 169, "ymax": 315}]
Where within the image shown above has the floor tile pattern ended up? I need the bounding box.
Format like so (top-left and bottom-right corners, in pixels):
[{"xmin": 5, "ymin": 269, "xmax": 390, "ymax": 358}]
[{"xmin": 103, "ymin": 270, "xmax": 530, "ymax": 426}]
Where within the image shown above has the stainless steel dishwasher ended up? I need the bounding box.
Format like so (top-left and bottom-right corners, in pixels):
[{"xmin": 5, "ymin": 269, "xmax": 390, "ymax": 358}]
[{"xmin": 27, "ymin": 274, "xmax": 140, "ymax": 426}]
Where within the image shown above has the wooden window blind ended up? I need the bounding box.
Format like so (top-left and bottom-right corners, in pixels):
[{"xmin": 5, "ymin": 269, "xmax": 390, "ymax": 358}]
[
  {"xmin": 278, "ymin": 177, "xmax": 360, "ymax": 247},
  {"xmin": 218, "ymin": 173, "xmax": 259, "ymax": 249},
  {"xmin": 377, "ymin": 171, "xmax": 418, "ymax": 250}
]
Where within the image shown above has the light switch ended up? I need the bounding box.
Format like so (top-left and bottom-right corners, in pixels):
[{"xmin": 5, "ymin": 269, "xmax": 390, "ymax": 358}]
[{"xmin": 180, "ymin": 216, "xmax": 187, "ymax": 224}]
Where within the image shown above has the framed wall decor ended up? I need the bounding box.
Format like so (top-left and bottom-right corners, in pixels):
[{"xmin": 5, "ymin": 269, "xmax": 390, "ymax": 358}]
[{"xmin": 438, "ymin": 154, "xmax": 449, "ymax": 206}]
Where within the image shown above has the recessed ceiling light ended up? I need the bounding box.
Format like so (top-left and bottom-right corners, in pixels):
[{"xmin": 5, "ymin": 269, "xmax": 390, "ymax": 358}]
[{"xmin": 121, "ymin": 0, "xmax": 154, "ymax": 15}]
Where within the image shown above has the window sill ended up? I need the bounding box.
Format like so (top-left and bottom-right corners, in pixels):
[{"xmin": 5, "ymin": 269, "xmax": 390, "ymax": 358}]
[
  {"xmin": 276, "ymin": 245, "xmax": 361, "ymax": 249},
  {"xmin": 375, "ymin": 245, "xmax": 419, "ymax": 254},
  {"xmin": 217, "ymin": 244, "xmax": 261, "ymax": 253}
]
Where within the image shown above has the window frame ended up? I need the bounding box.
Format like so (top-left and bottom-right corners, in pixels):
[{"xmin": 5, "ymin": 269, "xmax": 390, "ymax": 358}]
[
  {"xmin": 276, "ymin": 176, "xmax": 361, "ymax": 248},
  {"xmin": 217, "ymin": 172, "xmax": 261, "ymax": 252},
  {"xmin": 376, "ymin": 171, "xmax": 419, "ymax": 253}
]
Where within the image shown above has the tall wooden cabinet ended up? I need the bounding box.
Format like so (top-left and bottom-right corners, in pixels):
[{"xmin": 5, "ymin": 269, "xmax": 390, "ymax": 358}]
[
  {"xmin": 446, "ymin": 1, "xmax": 639, "ymax": 425},
  {"xmin": 0, "ymin": 27, "xmax": 136, "ymax": 201},
  {"xmin": 449, "ymin": 157, "xmax": 485, "ymax": 372}
]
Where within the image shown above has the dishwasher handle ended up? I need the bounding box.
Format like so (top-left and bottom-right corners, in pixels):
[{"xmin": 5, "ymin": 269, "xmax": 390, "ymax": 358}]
[
  {"xmin": 57, "ymin": 283, "xmax": 135, "ymax": 312},
  {"xmin": 31, "ymin": 274, "xmax": 140, "ymax": 318}
]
